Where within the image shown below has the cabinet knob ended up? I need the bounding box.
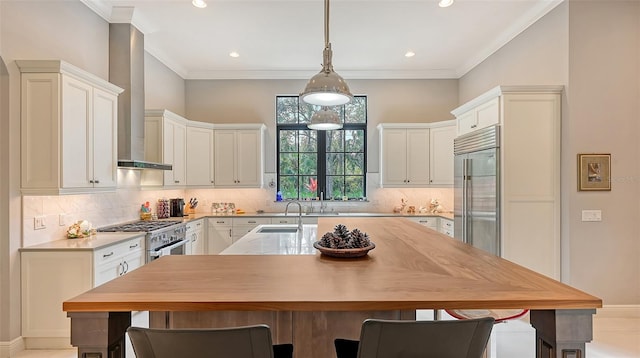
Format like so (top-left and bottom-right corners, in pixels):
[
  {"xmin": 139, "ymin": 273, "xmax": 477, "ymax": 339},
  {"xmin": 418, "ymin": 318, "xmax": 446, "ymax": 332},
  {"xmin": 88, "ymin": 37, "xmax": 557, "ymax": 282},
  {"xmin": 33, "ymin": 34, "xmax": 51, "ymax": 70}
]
[
  {"xmin": 471, "ymin": 124, "xmax": 477, "ymax": 128},
  {"xmin": 175, "ymin": 180, "xmax": 180, "ymax": 184},
  {"xmin": 89, "ymin": 180, "xmax": 94, "ymax": 184},
  {"xmin": 94, "ymin": 179, "xmax": 100, "ymax": 184}
]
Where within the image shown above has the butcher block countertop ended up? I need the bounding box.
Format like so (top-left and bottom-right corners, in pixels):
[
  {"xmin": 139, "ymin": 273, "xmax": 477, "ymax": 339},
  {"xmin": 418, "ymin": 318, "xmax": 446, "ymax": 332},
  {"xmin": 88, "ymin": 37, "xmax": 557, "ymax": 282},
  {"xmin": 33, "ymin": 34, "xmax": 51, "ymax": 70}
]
[{"xmin": 63, "ymin": 217, "xmax": 601, "ymax": 313}]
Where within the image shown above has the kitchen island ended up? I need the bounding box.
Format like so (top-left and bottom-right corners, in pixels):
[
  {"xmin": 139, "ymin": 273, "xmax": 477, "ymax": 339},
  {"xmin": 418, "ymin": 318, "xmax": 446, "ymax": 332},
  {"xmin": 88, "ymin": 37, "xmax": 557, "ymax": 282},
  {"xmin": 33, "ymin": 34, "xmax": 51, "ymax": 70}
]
[{"xmin": 63, "ymin": 217, "xmax": 601, "ymax": 358}]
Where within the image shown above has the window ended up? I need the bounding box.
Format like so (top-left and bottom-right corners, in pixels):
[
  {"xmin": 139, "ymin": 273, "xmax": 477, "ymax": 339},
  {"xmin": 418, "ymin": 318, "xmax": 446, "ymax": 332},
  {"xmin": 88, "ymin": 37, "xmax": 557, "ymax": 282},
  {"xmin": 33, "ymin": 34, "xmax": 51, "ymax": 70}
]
[{"xmin": 276, "ymin": 96, "xmax": 367, "ymax": 200}]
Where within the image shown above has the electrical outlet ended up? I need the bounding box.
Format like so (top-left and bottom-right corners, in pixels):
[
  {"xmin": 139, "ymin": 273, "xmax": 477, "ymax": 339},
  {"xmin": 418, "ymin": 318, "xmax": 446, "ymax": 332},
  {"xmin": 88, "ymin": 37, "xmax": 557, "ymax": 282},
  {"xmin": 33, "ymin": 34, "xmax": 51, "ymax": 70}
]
[
  {"xmin": 34, "ymin": 215, "xmax": 47, "ymax": 230},
  {"xmin": 59, "ymin": 214, "xmax": 68, "ymax": 226},
  {"xmin": 581, "ymin": 210, "xmax": 602, "ymax": 222}
]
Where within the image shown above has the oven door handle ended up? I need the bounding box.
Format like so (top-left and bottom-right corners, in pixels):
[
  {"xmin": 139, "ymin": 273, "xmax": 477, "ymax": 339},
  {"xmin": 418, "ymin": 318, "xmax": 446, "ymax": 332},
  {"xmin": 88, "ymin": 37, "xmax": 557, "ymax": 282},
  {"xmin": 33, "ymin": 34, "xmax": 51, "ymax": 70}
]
[{"xmin": 150, "ymin": 239, "xmax": 187, "ymax": 258}]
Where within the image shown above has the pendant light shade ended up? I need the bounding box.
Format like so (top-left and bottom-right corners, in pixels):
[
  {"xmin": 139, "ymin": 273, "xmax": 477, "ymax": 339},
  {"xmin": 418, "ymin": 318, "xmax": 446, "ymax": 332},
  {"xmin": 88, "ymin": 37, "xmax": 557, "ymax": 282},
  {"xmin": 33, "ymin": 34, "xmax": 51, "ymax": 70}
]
[
  {"xmin": 308, "ymin": 106, "xmax": 342, "ymax": 130},
  {"xmin": 301, "ymin": 0, "xmax": 353, "ymax": 107}
]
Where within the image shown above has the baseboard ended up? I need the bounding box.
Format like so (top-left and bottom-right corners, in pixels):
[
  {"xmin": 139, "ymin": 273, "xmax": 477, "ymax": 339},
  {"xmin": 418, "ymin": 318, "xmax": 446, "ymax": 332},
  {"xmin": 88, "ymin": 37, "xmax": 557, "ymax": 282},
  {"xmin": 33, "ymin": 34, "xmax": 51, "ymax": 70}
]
[
  {"xmin": 0, "ymin": 336, "xmax": 24, "ymax": 358},
  {"xmin": 23, "ymin": 337, "xmax": 72, "ymax": 349},
  {"xmin": 596, "ymin": 304, "xmax": 640, "ymax": 319}
]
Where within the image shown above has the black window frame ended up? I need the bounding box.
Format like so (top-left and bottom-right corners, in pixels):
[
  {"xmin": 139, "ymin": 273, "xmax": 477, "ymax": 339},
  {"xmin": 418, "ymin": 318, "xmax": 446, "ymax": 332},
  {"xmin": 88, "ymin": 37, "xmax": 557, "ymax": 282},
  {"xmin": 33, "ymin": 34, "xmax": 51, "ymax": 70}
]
[{"xmin": 276, "ymin": 96, "xmax": 367, "ymax": 200}]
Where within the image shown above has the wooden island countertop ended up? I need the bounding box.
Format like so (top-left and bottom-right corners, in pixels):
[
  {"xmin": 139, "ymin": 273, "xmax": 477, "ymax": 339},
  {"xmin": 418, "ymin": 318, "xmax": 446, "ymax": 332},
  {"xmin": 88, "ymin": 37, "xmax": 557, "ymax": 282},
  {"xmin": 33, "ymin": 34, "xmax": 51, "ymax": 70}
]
[{"xmin": 63, "ymin": 217, "xmax": 602, "ymax": 358}]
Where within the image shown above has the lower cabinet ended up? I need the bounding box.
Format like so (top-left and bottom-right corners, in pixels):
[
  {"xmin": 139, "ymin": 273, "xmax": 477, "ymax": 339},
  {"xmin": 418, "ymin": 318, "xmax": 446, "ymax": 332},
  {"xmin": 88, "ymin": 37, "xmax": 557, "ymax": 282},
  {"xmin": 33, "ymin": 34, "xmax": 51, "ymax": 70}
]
[
  {"xmin": 186, "ymin": 218, "xmax": 205, "ymax": 255},
  {"xmin": 439, "ymin": 218, "xmax": 454, "ymax": 238},
  {"xmin": 21, "ymin": 235, "xmax": 145, "ymax": 350},
  {"xmin": 407, "ymin": 216, "xmax": 454, "ymax": 237},
  {"xmin": 207, "ymin": 218, "xmax": 233, "ymax": 254},
  {"xmin": 232, "ymin": 217, "xmax": 270, "ymax": 243}
]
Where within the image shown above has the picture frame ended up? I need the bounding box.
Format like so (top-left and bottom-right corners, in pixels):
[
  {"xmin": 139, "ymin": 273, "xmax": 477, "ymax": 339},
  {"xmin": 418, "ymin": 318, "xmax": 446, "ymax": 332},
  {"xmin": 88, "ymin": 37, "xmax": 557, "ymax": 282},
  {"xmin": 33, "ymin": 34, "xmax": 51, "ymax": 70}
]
[{"xmin": 578, "ymin": 154, "xmax": 611, "ymax": 191}]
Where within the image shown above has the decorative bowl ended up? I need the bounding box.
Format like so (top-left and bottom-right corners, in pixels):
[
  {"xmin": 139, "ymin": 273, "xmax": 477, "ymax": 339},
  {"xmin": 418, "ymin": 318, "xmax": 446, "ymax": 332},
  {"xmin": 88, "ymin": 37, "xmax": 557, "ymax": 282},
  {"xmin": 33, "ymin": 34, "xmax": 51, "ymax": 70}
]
[{"xmin": 313, "ymin": 241, "xmax": 376, "ymax": 258}]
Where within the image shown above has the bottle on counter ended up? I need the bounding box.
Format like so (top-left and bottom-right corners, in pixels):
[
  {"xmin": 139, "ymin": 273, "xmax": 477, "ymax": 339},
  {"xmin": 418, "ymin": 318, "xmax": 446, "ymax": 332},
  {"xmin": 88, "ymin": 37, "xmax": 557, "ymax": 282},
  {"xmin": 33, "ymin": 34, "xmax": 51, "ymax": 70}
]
[{"xmin": 276, "ymin": 191, "xmax": 283, "ymax": 201}]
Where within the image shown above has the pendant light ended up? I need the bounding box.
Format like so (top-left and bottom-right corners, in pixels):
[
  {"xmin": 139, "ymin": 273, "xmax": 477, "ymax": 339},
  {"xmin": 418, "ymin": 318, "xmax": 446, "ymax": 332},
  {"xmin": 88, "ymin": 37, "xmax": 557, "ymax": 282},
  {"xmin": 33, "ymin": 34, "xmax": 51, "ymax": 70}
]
[
  {"xmin": 308, "ymin": 106, "xmax": 342, "ymax": 130},
  {"xmin": 300, "ymin": 0, "xmax": 353, "ymax": 108}
]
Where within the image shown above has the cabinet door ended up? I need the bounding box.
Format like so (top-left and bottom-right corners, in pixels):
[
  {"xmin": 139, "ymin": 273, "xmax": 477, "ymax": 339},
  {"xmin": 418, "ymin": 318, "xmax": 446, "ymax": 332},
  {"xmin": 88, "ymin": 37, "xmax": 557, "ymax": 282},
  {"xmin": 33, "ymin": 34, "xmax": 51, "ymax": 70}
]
[
  {"xmin": 92, "ymin": 87, "xmax": 118, "ymax": 188},
  {"xmin": 475, "ymin": 97, "xmax": 500, "ymax": 129},
  {"xmin": 380, "ymin": 129, "xmax": 408, "ymax": 186},
  {"xmin": 207, "ymin": 223, "xmax": 233, "ymax": 254},
  {"xmin": 186, "ymin": 126, "xmax": 214, "ymax": 186},
  {"xmin": 235, "ymin": 130, "xmax": 262, "ymax": 187},
  {"xmin": 214, "ymin": 130, "xmax": 237, "ymax": 186},
  {"xmin": 429, "ymin": 125, "xmax": 456, "ymax": 185},
  {"xmin": 61, "ymin": 75, "xmax": 92, "ymax": 189},
  {"xmin": 172, "ymin": 122, "xmax": 186, "ymax": 185},
  {"xmin": 122, "ymin": 250, "xmax": 144, "ymax": 274},
  {"xmin": 95, "ymin": 259, "xmax": 122, "ymax": 287},
  {"xmin": 405, "ymin": 129, "xmax": 430, "ymax": 185},
  {"xmin": 456, "ymin": 110, "xmax": 477, "ymax": 136}
]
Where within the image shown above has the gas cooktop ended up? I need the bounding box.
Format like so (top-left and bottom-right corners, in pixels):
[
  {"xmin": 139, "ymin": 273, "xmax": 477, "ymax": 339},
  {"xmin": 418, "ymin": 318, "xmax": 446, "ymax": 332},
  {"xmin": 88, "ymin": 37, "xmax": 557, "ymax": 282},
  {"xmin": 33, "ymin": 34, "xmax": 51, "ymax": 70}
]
[{"xmin": 97, "ymin": 220, "xmax": 183, "ymax": 233}]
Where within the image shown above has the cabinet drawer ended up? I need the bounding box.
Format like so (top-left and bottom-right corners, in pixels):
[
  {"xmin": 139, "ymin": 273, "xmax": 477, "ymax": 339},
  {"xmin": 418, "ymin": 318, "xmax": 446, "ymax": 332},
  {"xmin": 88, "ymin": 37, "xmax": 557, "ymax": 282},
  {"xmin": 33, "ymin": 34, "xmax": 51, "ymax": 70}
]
[
  {"xmin": 94, "ymin": 236, "xmax": 144, "ymax": 264},
  {"xmin": 271, "ymin": 217, "xmax": 298, "ymax": 224},
  {"xmin": 208, "ymin": 218, "xmax": 232, "ymax": 226},
  {"xmin": 233, "ymin": 217, "xmax": 270, "ymax": 226},
  {"xmin": 186, "ymin": 219, "xmax": 204, "ymax": 231},
  {"xmin": 408, "ymin": 217, "xmax": 439, "ymax": 228},
  {"xmin": 440, "ymin": 219, "xmax": 454, "ymax": 230}
]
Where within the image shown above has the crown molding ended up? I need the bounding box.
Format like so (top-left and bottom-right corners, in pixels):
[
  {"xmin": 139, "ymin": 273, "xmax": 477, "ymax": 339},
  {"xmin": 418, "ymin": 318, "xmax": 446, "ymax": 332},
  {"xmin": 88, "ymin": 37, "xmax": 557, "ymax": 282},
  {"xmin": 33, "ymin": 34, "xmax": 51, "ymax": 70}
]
[{"xmin": 184, "ymin": 68, "xmax": 458, "ymax": 80}]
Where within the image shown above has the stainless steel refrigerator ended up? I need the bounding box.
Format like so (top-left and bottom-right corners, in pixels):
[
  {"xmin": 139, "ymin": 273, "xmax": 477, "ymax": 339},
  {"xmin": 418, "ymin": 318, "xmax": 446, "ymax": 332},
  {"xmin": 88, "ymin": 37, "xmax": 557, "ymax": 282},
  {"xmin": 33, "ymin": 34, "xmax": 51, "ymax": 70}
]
[{"xmin": 454, "ymin": 125, "xmax": 500, "ymax": 255}]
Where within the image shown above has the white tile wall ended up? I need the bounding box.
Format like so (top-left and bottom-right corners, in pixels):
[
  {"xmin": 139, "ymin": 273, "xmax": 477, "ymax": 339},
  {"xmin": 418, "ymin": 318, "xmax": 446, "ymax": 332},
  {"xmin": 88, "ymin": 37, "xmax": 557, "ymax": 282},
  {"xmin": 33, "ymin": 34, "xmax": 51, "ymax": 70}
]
[{"xmin": 22, "ymin": 170, "xmax": 453, "ymax": 247}]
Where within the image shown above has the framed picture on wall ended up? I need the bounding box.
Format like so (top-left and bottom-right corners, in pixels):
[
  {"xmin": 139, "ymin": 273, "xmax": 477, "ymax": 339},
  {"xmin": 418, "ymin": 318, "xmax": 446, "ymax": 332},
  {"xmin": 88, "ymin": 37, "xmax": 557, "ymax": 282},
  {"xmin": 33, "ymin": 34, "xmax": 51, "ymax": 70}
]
[{"xmin": 578, "ymin": 153, "xmax": 611, "ymax": 191}]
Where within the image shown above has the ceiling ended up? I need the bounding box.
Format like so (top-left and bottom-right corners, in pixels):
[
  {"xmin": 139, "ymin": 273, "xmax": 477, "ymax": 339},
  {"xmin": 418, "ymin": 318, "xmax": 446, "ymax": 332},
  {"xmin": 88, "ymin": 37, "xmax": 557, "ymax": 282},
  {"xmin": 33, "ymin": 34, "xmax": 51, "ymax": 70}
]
[{"xmin": 81, "ymin": 0, "xmax": 562, "ymax": 80}]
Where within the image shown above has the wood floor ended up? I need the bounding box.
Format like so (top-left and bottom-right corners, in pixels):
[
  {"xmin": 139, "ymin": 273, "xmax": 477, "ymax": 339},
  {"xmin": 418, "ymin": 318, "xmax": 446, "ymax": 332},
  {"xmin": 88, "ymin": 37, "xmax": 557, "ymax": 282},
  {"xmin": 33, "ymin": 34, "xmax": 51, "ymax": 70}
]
[{"xmin": 12, "ymin": 314, "xmax": 640, "ymax": 358}]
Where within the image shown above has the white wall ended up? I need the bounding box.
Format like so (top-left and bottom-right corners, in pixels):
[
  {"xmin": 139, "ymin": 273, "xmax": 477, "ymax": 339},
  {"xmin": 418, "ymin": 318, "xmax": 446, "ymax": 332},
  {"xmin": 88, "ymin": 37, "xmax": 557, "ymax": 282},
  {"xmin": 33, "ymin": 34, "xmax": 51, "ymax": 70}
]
[
  {"xmin": 145, "ymin": 52, "xmax": 186, "ymax": 116},
  {"xmin": 459, "ymin": 0, "xmax": 640, "ymax": 305}
]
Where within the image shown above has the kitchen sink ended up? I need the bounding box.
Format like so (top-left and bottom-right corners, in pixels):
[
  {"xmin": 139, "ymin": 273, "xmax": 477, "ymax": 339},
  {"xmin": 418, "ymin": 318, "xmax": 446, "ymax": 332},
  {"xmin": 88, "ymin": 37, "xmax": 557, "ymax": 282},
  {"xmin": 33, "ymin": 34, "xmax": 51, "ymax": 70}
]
[
  {"xmin": 257, "ymin": 226, "xmax": 299, "ymax": 233},
  {"xmin": 305, "ymin": 212, "xmax": 339, "ymax": 216}
]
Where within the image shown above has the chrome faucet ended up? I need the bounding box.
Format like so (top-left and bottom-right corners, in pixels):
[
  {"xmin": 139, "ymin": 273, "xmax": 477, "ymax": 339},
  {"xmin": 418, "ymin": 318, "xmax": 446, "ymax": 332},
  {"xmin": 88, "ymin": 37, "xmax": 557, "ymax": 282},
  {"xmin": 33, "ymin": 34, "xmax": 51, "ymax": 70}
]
[
  {"xmin": 319, "ymin": 191, "xmax": 327, "ymax": 213},
  {"xmin": 285, "ymin": 201, "xmax": 303, "ymax": 231}
]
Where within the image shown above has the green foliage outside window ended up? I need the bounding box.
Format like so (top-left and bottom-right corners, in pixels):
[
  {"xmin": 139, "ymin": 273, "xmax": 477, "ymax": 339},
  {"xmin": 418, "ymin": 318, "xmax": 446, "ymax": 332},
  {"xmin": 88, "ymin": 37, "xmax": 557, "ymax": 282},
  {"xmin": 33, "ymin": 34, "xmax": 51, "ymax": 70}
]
[{"xmin": 276, "ymin": 96, "xmax": 367, "ymax": 200}]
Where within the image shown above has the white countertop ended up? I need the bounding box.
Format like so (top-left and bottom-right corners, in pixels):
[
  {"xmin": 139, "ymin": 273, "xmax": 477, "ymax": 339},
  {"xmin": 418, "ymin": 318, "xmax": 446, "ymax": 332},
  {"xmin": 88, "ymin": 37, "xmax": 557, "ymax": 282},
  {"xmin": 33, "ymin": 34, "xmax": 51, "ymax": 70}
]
[
  {"xmin": 221, "ymin": 224, "xmax": 318, "ymax": 255},
  {"xmin": 19, "ymin": 232, "xmax": 146, "ymax": 251}
]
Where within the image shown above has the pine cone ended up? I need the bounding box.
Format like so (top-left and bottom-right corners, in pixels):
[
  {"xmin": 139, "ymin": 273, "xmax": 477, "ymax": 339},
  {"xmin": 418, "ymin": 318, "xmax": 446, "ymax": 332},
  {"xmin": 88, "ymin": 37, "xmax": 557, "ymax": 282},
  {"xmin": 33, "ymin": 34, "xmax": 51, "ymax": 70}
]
[
  {"xmin": 334, "ymin": 224, "xmax": 350, "ymax": 239},
  {"xmin": 350, "ymin": 229, "xmax": 371, "ymax": 248}
]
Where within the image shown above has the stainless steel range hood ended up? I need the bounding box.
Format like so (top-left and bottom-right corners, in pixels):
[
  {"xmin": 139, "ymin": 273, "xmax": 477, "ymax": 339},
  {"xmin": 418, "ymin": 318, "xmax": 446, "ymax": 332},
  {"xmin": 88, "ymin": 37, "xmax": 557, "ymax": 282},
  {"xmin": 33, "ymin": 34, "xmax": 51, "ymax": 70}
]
[{"xmin": 110, "ymin": 21, "xmax": 172, "ymax": 171}]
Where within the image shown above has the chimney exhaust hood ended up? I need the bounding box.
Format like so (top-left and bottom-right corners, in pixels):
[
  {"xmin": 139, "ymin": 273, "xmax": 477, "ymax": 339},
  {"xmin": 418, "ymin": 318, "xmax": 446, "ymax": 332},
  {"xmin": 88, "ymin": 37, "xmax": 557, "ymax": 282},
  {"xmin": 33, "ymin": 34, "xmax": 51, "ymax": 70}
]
[{"xmin": 110, "ymin": 11, "xmax": 172, "ymax": 171}]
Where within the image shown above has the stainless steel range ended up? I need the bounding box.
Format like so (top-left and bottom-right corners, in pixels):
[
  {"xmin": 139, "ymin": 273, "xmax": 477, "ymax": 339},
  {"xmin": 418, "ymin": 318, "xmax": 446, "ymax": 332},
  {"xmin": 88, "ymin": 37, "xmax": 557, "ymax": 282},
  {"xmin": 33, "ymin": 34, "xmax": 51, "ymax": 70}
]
[{"xmin": 98, "ymin": 220, "xmax": 187, "ymax": 262}]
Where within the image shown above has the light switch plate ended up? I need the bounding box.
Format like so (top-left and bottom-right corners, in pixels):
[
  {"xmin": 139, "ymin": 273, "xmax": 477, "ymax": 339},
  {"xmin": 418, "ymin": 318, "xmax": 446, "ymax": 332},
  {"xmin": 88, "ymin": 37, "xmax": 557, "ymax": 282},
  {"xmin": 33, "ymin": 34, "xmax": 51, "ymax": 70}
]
[
  {"xmin": 34, "ymin": 215, "xmax": 46, "ymax": 230},
  {"xmin": 582, "ymin": 210, "xmax": 602, "ymax": 222}
]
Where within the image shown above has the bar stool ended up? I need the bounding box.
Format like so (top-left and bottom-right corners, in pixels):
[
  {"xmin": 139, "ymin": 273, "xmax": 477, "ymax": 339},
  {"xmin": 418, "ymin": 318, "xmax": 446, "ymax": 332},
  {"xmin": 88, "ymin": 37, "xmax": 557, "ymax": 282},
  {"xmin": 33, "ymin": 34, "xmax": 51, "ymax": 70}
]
[{"xmin": 444, "ymin": 309, "xmax": 529, "ymax": 358}]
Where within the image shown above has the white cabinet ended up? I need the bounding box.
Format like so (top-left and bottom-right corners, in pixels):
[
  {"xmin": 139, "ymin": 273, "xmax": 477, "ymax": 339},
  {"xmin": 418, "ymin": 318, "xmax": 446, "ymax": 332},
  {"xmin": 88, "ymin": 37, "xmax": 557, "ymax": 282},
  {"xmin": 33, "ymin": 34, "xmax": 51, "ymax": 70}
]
[
  {"xmin": 454, "ymin": 96, "xmax": 500, "ymax": 136},
  {"xmin": 214, "ymin": 125, "xmax": 265, "ymax": 188},
  {"xmin": 379, "ymin": 127, "xmax": 430, "ymax": 187},
  {"xmin": 207, "ymin": 218, "xmax": 233, "ymax": 254},
  {"xmin": 186, "ymin": 219, "xmax": 206, "ymax": 255},
  {"xmin": 429, "ymin": 122, "xmax": 456, "ymax": 185},
  {"xmin": 407, "ymin": 216, "xmax": 439, "ymax": 230},
  {"xmin": 378, "ymin": 121, "xmax": 455, "ymax": 188},
  {"xmin": 17, "ymin": 60, "xmax": 123, "ymax": 195},
  {"xmin": 143, "ymin": 110, "xmax": 187, "ymax": 187},
  {"xmin": 439, "ymin": 218, "xmax": 454, "ymax": 237},
  {"xmin": 21, "ymin": 235, "xmax": 145, "ymax": 348},
  {"xmin": 451, "ymin": 85, "xmax": 563, "ymax": 279},
  {"xmin": 186, "ymin": 122, "xmax": 215, "ymax": 187}
]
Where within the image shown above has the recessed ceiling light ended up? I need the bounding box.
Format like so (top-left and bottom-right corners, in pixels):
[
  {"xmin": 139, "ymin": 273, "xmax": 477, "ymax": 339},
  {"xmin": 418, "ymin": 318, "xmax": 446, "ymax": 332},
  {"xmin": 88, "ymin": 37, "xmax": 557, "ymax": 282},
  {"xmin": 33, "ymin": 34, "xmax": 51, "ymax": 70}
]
[
  {"xmin": 192, "ymin": 0, "xmax": 207, "ymax": 9},
  {"xmin": 405, "ymin": 51, "xmax": 416, "ymax": 58},
  {"xmin": 439, "ymin": 0, "xmax": 454, "ymax": 8},
  {"xmin": 229, "ymin": 51, "xmax": 240, "ymax": 58}
]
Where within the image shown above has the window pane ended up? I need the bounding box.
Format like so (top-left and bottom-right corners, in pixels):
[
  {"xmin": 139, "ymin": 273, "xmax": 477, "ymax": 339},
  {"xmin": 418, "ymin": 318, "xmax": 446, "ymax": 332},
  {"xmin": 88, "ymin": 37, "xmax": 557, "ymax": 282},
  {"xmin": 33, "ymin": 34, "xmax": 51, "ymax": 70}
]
[
  {"xmin": 299, "ymin": 102, "xmax": 318, "ymax": 124},
  {"xmin": 276, "ymin": 97, "xmax": 299, "ymax": 124},
  {"xmin": 326, "ymin": 130, "xmax": 344, "ymax": 152},
  {"xmin": 326, "ymin": 153, "xmax": 344, "ymax": 175},
  {"xmin": 345, "ymin": 176, "xmax": 364, "ymax": 198},
  {"xmin": 345, "ymin": 96, "xmax": 366, "ymax": 124},
  {"xmin": 279, "ymin": 153, "xmax": 299, "ymax": 175},
  {"xmin": 299, "ymin": 130, "xmax": 317, "ymax": 152},
  {"xmin": 345, "ymin": 130, "xmax": 364, "ymax": 152},
  {"xmin": 345, "ymin": 153, "xmax": 364, "ymax": 175},
  {"xmin": 280, "ymin": 176, "xmax": 299, "ymax": 199},
  {"xmin": 300, "ymin": 176, "xmax": 318, "ymax": 199},
  {"xmin": 279, "ymin": 130, "xmax": 297, "ymax": 152},
  {"xmin": 299, "ymin": 153, "xmax": 317, "ymax": 175},
  {"xmin": 326, "ymin": 176, "xmax": 345, "ymax": 199}
]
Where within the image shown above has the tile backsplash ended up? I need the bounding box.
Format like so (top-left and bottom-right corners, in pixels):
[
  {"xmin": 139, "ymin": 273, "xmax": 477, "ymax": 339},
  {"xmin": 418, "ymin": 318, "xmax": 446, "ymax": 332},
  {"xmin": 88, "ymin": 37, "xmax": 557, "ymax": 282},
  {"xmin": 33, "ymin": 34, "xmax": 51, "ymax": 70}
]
[{"xmin": 22, "ymin": 172, "xmax": 453, "ymax": 247}]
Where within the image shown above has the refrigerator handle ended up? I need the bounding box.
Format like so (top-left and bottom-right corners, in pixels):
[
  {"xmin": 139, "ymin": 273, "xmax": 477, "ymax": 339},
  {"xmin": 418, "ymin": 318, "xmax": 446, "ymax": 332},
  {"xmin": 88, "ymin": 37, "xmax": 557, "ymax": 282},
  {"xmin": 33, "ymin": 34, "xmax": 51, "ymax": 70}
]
[{"xmin": 462, "ymin": 158, "xmax": 468, "ymax": 244}]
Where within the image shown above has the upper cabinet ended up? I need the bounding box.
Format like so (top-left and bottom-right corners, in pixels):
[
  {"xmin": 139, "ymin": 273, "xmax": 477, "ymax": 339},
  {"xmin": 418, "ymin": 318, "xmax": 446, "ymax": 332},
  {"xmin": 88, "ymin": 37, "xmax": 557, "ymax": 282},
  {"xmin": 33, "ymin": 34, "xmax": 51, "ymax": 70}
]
[
  {"xmin": 186, "ymin": 121, "xmax": 215, "ymax": 187},
  {"xmin": 143, "ymin": 110, "xmax": 187, "ymax": 187},
  {"xmin": 17, "ymin": 60, "xmax": 123, "ymax": 195},
  {"xmin": 453, "ymin": 96, "xmax": 499, "ymax": 136},
  {"xmin": 214, "ymin": 125, "xmax": 265, "ymax": 188},
  {"xmin": 378, "ymin": 121, "xmax": 455, "ymax": 188}
]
